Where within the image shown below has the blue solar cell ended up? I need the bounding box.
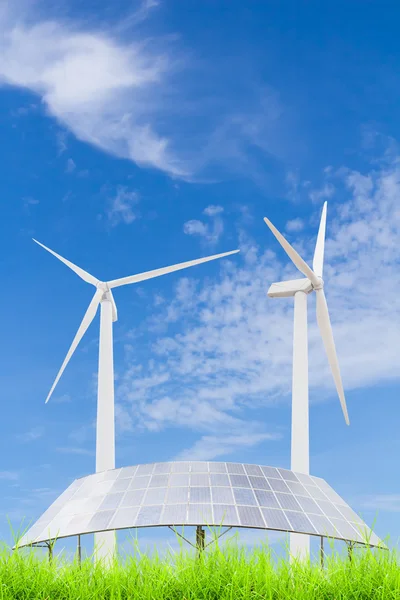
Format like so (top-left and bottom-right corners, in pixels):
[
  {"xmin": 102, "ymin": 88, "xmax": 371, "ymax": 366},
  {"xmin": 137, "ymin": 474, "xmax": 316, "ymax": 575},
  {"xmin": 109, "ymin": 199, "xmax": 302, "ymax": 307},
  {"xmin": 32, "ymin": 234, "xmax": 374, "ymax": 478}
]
[
  {"xmin": 233, "ymin": 488, "xmax": 257, "ymax": 506},
  {"xmin": 261, "ymin": 508, "xmax": 292, "ymax": 531},
  {"xmin": 284, "ymin": 511, "xmax": 316, "ymax": 534},
  {"xmin": 268, "ymin": 478, "xmax": 291, "ymax": 493},
  {"xmin": 209, "ymin": 462, "xmax": 227, "ymax": 473},
  {"xmin": 275, "ymin": 493, "xmax": 302, "ymax": 511},
  {"xmin": 227, "ymin": 463, "xmax": 245, "ymax": 475},
  {"xmin": 210, "ymin": 474, "xmax": 230, "ymax": 487},
  {"xmin": 190, "ymin": 474, "xmax": 210, "ymax": 486},
  {"xmin": 238, "ymin": 506, "xmax": 265, "ymax": 527},
  {"xmin": 230, "ymin": 474, "xmax": 251, "ymax": 488},
  {"xmin": 260, "ymin": 466, "xmax": 280, "ymax": 478},
  {"xmin": 190, "ymin": 487, "xmax": 211, "ymax": 503},
  {"xmin": 244, "ymin": 464, "xmax": 263, "ymax": 476},
  {"xmin": 254, "ymin": 490, "xmax": 280, "ymax": 509},
  {"xmin": 249, "ymin": 476, "xmax": 271, "ymax": 490},
  {"xmin": 190, "ymin": 462, "xmax": 209, "ymax": 473},
  {"xmin": 136, "ymin": 464, "xmax": 154, "ymax": 476},
  {"xmin": 136, "ymin": 505, "xmax": 162, "ymax": 526},
  {"xmin": 213, "ymin": 504, "xmax": 239, "ymax": 526},
  {"xmin": 211, "ymin": 487, "xmax": 235, "ymax": 504}
]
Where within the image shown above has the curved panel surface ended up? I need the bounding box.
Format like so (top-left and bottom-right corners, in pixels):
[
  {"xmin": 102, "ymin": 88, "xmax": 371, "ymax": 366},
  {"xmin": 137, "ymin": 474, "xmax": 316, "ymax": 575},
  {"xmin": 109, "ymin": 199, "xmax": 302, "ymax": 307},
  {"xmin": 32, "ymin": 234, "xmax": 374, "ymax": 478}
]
[{"xmin": 16, "ymin": 462, "xmax": 384, "ymax": 548}]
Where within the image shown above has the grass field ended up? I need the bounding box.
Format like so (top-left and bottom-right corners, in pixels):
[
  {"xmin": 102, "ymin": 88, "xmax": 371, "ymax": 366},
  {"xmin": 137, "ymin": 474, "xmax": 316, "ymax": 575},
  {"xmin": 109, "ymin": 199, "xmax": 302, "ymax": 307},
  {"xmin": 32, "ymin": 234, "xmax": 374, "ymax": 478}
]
[{"xmin": 0, "ymin": 530, "xmax": 398, "ymax": 599}]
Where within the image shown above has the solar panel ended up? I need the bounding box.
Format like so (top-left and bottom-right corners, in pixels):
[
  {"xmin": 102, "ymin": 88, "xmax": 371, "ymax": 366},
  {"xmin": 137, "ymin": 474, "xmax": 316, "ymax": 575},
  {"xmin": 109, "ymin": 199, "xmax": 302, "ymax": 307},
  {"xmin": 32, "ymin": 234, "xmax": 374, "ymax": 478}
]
[
  {"xmin": 189, "ymin": 487, "xmax": 211, "ymax": 503},
  {"xmin": 209, "ymin": 462, "xmax": 227, "ymax": 473},
  {"xmin": 16, "ymin": 461, "xmax": 385, "ymax": 550},
  {"xmin": 249, "ymin": 476, "xmax": 271, "ymax": 490},
  {"xmin": 210, "ymin": 474, "xmax": 230, "ymax": 487},
  {"xmin": 136, "ymin": 505, "xmax": 162, "ymax": 526},
  {"xmin": 237, "ymin": 506, "xmax": 265, "ymax": 528},
  {"xmin": 230, "ymin": 474, "xmax": 251, "ymax": 488},
  {"xmin": 268, "ymin": 479, "xmax": 291, "ymax": 493},
  {"xmin": 213, "ymin": 504, "xmax": 239, "ymax": 525},
  {"xmin": 233, "ymin": 488, "xmax": 257, "ymax": 506},
  {"xmin": 190, "ymin": 474, "xmax": 210, "ymax": 486},
  {"xmin": 211, "ymin": 486, "xmax": 235, "ymax": 504},
  {"xmin": 262, "ymin": 508, "xmax": 292, "ymax": 531}
]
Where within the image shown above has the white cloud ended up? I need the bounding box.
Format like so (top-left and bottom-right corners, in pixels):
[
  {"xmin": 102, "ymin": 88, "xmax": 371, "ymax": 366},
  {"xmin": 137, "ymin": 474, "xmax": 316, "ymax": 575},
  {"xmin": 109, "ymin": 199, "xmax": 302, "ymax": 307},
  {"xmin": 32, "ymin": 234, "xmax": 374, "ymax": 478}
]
[
  {"xmin": 309, "ymin": 182, "xmax": 335, "ymax": 204},
  {"xmin": 204, "ymin": 205, "xmax": 224, "ymax": 217},
  {"xmin": 174, "ymin": 432, "xmax": 282, "ymax": 461},
  {"xmin": 107, "ymin": 185, "xmax": 140, "ymax": 226},
  {"xmin": 0, "ymin": 5, "xmax": 286, "ymax": 181},
  {"xmin": 0, "ymin": 7, "xmax": 186, "ymax": 177},
  {"xmin": 285, "ymin": 218, "xmax": 304, "ymax": 232},
  {"xmin": 116, "ymin": 154, "xmax": 400, "ymax": 458},
  {"xmin": 359, "ymin": 494, "xmax": 400, "ymax": 513},
  {"xmin": 16, "ymin": 427, "xmax": 43, "ymax": 443},
  {"xmin": 65, "ymin": 158, "xmax": 76, "ymax": 173},
  {"xmin": 183, "ymin": 205, "xmax": 224, "ymax": 245}
]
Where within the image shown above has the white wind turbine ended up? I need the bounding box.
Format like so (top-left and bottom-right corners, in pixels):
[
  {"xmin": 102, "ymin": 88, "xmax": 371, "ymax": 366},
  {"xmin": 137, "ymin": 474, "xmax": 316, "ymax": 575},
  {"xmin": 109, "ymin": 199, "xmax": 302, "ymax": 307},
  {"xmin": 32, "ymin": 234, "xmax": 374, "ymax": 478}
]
[
  {"xmin": 34, "ymin": 239, "xmax": 239, "ymax": 562},
  {"xmin": 263, "ymin": 201, "xmax": 349, "ymax": 561}
]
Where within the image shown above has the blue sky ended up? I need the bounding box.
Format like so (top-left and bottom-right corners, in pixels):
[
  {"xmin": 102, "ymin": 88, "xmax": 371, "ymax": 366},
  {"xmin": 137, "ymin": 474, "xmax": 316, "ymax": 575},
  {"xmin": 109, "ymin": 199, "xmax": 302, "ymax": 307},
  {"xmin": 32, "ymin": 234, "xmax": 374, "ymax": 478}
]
[{"xmin": 0, "ymin": 0, "xmax": 399, "ymax": 560}]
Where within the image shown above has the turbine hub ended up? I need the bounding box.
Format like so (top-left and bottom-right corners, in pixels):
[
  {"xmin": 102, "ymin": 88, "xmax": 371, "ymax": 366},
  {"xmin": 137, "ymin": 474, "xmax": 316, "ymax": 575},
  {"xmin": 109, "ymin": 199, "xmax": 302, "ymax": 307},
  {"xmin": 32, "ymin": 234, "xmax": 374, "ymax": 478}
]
[
  {"xmin": 312, "ymin": 277, "xmax": 324, "ymax": 291},
  {"xmin": 96, "ymin": 281, "xmax": 110, "ymax": 292}
]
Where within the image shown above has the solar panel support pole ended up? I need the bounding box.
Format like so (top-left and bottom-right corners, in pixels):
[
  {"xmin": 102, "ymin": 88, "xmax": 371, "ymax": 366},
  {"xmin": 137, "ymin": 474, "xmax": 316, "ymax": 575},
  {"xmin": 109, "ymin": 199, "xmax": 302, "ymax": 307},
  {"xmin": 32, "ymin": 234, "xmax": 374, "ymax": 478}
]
[
  {"xmin": 77, "ymin": 534, "xmax": 82, "ymax": 566},
  {"xmin": 320, "ymin": 536, "xmax": 324, "ymax": 569},
  {"xmin": 45, "ymin": 541, "xmax": 53, "ymax": 564},
  {"xmin": 290, "ymin": 290, "xmax": 310, "ymax": 562},
  {"xmin": 347, "ymin": 541, "xmax": 354, "ymax": 563},
  {"xmin": 196, "ymin": 525, "xmax": 205, "ymax": 558}
]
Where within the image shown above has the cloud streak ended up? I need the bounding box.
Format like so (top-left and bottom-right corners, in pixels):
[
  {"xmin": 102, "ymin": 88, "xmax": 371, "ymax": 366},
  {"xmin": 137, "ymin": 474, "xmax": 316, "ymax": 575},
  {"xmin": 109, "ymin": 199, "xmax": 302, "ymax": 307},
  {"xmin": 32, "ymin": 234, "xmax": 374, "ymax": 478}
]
[{"xmin": 0, "ymin": 4, "xmax": 285, "ymax": 181}]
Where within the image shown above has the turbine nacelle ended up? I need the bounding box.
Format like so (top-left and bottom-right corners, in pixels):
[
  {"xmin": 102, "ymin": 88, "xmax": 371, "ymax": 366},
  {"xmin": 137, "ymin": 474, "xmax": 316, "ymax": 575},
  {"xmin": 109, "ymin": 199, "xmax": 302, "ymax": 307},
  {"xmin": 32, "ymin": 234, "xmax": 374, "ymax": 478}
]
[{"xmin": 268, "ymin": 278, "xmax": 312, "ymax": 298}]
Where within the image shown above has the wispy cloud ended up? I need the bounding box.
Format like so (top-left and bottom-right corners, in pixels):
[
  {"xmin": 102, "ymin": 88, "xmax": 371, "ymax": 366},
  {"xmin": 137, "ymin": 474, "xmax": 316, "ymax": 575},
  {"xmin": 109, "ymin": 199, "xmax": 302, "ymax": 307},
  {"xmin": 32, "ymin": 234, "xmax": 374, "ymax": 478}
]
[
  {"xmin": 0, "ymin": 4, "xmax": 286, "ymax": 181},
  {"xmin": 184, "ymin": 205, "xmax": 224, "ymax": 245},
  {"xmin": 16, "ymin": 427, "xmax": 43, "ymax": 443},
  {"xmin": 106, "ymin": 185, "xmax": 140, "ymax": 226},
  {"xmin": 285, "ymin": 218, "xmax": 304, "ymax": 233},
  {"xmin": 65, "ymin": 158, "xmax": 76, "ymax": 173},
  {"xmin": 0, "ymin": 471, "xmax": 19, "ymax": 481},
  {"xmin": 174, "ymin": 432, "xmax": 282, "ymax": 461},
  {"xmin": 0, "ymin": 4, "xmax": 185, "ymax": 177},
  {"xmin": 359, "ymin": 494, "xmax": 400, "ymax": 513},
  {"xmin": 115, "ymin": 153, "xmax": 400, "ymax": 457}
]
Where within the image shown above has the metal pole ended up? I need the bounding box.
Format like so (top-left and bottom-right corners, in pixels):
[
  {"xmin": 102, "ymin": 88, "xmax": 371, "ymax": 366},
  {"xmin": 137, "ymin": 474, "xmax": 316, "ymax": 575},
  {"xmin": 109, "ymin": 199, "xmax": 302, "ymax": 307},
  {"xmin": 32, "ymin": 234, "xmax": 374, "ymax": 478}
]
[
  {"xmin": 348, "ymin": 541, "xmax": 353, "ymax": 563},
  {"xmin": 77, "ymin": 534, "xmax": 82, "ymax": 565},
  {"xmin": 48, "ymin": 542, "xmax": 53, "ymax": 564},
  {"xmin": 94, "ymin": 298, "xmax": 116, "ymax": 563},
  {"xmin": 320, "ymin": 536, "xmax": 324, "ymax": 569},
  {"xmin": 196, "ymin": 526, "xmax": 205, "ymax": 558},
  {"xmin": 290, "ymin": 291, "xmax": 310, "ymax": 562}
]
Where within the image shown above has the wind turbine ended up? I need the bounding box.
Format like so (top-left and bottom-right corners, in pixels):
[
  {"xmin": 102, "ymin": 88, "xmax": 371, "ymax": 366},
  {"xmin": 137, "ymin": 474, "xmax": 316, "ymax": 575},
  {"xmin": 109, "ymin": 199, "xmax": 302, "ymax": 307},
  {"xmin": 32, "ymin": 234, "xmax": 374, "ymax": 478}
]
[
  {"xmin": 263, "ymin": 201, "xmax": 349, "ymax": 561},
  {"xmin": 34, "ymin": 239, "xmax": 239, "ymax": 562}
]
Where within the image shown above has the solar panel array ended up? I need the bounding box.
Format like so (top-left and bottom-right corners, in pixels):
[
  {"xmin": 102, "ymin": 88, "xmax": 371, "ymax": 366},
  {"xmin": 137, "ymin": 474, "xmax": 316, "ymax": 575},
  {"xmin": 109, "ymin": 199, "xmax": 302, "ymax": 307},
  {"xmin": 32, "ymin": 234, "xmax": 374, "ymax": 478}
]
[{"xmin": 17, "ymin": 462, "xmax": 383, "ymax": 548}]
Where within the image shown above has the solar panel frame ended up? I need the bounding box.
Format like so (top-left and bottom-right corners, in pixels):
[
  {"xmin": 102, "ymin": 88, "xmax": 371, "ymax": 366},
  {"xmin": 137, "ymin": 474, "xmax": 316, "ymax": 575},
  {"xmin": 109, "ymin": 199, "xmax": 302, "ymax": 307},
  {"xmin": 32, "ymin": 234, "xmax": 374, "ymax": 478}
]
[{"xmin": 16, "ymin": 461, "xmax": 384, "ymax": 550}]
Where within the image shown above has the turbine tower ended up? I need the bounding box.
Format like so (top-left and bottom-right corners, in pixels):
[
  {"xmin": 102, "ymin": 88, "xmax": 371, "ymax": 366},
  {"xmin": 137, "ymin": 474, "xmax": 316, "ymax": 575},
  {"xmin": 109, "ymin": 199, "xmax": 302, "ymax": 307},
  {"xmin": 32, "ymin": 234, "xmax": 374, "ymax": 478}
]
[
  {"xmin": 263, "ymin": 202, "xmax": 349, "ymax": 561},
  {"xmin": 34, "ymin": 239, "xmax": 239, "ymax": 562}
]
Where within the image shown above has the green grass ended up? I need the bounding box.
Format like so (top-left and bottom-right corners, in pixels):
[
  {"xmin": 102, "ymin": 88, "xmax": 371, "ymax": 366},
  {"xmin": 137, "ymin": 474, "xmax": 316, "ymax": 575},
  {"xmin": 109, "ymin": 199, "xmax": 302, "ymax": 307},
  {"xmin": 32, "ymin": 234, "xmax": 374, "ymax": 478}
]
[{"xmin": 0, "ymin": 532, "xmax": 399, "ymax": 599}]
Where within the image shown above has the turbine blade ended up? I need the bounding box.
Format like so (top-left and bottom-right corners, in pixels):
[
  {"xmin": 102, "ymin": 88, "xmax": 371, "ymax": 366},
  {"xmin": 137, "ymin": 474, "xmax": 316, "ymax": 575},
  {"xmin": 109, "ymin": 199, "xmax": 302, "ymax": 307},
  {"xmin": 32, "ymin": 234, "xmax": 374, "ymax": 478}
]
[
  {"xmin": 33, "ymin": 239, "xmax": 99, "ymax": 287},
  {"xmin": 107, "ymin": 249, "xmax": 240, "ymax": 289},
  {"xmin": 312, "ymin": 201, "xmax": 327, "ymax": 278},
  {"xmin": 315, "ymin": 288, "xmax": 350, "ymax": 425},
  {"xmin": 263, "ymin": 218, "xmax": 320, "ymax": 287},
  {"xmin": 45, "ymin": 288, "xmax": 103, "ymax": 404}
]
